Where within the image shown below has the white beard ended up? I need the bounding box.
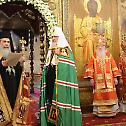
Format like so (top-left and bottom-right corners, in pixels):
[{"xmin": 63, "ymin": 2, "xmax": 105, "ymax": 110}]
[
  {"xmin": 96, "ymin": 48, "xmax": 106, "ymax": 58},
  {"xmin": 51, "ymin": 41, "xmax": 57, "ymax": 48}
]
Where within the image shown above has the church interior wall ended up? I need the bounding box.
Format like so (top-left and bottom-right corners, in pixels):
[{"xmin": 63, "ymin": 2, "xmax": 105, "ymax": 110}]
[
  {"xmin": 0, "ymin": 0, "xmax": 125, "ymax": 114},
  {"xmin": 29, "ymin": 0, "xmax": 124, "ymax": 113},
  {"xmin": 21, "ymin": 0, "xmax": 126, "ymax": 113},
  {"xmin": 54, "ymin": 0, "xmax": 124, "ymax": 113}
]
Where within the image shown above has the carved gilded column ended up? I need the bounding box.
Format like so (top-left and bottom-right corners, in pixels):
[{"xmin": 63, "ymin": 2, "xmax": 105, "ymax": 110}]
[
  {"xmin": 29, "ymin": 30, "xmax": 34, "ymax": 93},
  {"xmin": 60, "ymin": 0, "xmax": 69, "ymax": 40},
  {"xmin": 40, "ymin": 21, "xmax": 46, "ymax": 71},
  {"xmin": 68, "ymin": 0, "xmax": 75, "ymax": 53},
  {"xmin": 111, "ymin": 0, "xmax": 120, "ymax": 61},
  {"xmin": 47, "ymin": 0, "xmax": 70, "ymax": 41}
]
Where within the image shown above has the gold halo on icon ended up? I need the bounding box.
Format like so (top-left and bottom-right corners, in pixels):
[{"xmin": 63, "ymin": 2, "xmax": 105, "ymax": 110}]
[{"xmin": 84, "ymin": 0, "xmax": 101, "ymax": 14}]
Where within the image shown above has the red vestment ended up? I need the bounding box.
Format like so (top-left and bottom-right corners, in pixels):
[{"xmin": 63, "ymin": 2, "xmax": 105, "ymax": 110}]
[
  {"xmin": 84, "ymin": 50, "xmax": 121, "ymax": 117},
  {"xmin": 118, "ymin": 51, "xmax": 126, "ymax": 102}
]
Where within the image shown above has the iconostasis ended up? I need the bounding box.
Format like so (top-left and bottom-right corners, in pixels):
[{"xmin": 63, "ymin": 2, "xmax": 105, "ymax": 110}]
[
  {"xmin": 11, "ymin": 0, "xmax": 124, "ymax": 82},
  {"xmin": 67, "ymin": 0, "xmax": 121, "ymax": 81}
]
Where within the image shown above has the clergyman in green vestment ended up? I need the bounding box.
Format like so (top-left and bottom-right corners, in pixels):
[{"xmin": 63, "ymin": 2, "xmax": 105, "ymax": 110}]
[{"xmin": 40, "ymin": 26, "xmax": 83, "ymax": 126}]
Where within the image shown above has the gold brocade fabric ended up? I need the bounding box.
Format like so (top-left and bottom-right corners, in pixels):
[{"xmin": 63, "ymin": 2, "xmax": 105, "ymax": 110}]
[
  {"xmin": 84, "ymin": 50, "xmax": 121, "ymax": 106},
  {"xmin": 12, "ymin": 76, "xmax": 31, "ymax": 126},
  {"xmin": 0, "ymin": 75, "xmax": 31, "ymax": 126},
  {"xmin": 0, "ymin": 75, "xmax": 12, "ymax": 125},
  {"xmin": 85, "ymin": 51, "xmax": 121, "ymax": 89}
]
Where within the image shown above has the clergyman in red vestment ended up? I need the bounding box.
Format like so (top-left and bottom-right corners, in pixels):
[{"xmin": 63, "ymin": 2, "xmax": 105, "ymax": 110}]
[{"xmin": 84, "ymin": 35, "xmax": 121, "ymax": 117}]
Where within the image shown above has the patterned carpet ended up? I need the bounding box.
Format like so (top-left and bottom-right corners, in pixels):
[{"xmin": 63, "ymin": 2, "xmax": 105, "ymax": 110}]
[
  {"xmin": 29, "ymin": 85, "xmax": 40, "ymax": 126},
  {"xmin": 28, "ymin": 77, "xmax": 126, "ymax": 126},
  {"xmin": 82, "ymin": 112, "xmax": 126, "ymax": 126},
  {"xmin": 29, "ymin": 95, "xmax": 126, "ymax": 126}
]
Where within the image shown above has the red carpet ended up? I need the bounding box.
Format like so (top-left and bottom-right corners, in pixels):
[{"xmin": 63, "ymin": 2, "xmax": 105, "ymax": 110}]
[
  {"xmin": 83, "ymin": 112, "xmax": 126, "ymax": 126},
  {"xmin": 28, "ymin": 87, "xmax": 126, "ymax": 126},
  {"xmin": 28, "ymin": 87, "xmax": 40, "ymax": 126}
]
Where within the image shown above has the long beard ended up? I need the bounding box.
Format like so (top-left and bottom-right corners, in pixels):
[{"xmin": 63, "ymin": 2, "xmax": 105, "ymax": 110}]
[
  {"xmin": 0, "ymin": 45, "xmax": 3, "ymax": 51},
  {"xmin": 96, "ymin": 48, "xmax": 106, "ymax": 58},
  {"xmin": 0, "ymin": 47, "xmax": 11, "ymax": 59}
]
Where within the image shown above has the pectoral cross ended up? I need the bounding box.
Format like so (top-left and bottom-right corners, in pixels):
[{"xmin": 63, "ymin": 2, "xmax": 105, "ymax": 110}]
[{"xmin": 20, "ymin": 37, "xmax": 27, "ymax": 53}]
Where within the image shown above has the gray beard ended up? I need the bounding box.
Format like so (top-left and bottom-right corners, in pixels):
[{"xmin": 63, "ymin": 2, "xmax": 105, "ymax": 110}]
[
  {"xmin": 96, "ymin": 49, "xmax": 106, "ymax": 58},
  {"xmin": 51, "ymin": 41, "xmax": 57, "ymax": 48},
  {"xmin": 0, "ymin": 45, "xmax": 3, "ymax": 51},
  {"xmin": 0, "ymin": 48, "xmax": 11, "ymax": 59}
]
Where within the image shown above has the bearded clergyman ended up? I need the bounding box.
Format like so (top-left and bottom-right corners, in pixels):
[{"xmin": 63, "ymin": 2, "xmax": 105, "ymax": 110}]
[
  {"xmin": 0, "ymin": 31, "xmax": 24, "ymax": 125},
  {"xmin": 84, "ymin": 35, "xmax": 121, "ymax": 117}
]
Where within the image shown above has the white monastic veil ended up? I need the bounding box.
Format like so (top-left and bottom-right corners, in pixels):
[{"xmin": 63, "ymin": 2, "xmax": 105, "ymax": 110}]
[{"xmin": 45, "ymin": 26, "xmax": 71, "ymax": 66}]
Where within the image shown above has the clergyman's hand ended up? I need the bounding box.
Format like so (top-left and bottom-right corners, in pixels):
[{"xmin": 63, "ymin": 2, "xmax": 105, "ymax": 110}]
[
  {"xmin": 90, "ymin": 79, "xmax": 94, "ymax": 86},
  {"xmin": 53, "ymin": 48, "xmax": 60, "ymax": 55},
  {"xmin": 114, "ymin": 78, "xmax": 118, "ymax": 85},
  {"xmin": 19, "ymin": 54, "xmax": 26, "ymax": 63},
  {"xmin": 2, "ymin": 60, "xmax": 8, "ymax": 67}
]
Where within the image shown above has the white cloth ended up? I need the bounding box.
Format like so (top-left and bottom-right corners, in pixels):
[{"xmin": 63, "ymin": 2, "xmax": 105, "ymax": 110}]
[{"xmin": 45, "ymin": 26, "xmax": 71, "ymax": 66}]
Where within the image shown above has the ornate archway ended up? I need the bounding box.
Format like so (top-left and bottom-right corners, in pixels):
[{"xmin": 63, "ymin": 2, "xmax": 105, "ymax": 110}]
[{"xmin": 0, "ymin": 0, "xmax": 56, "ymax": 93}]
